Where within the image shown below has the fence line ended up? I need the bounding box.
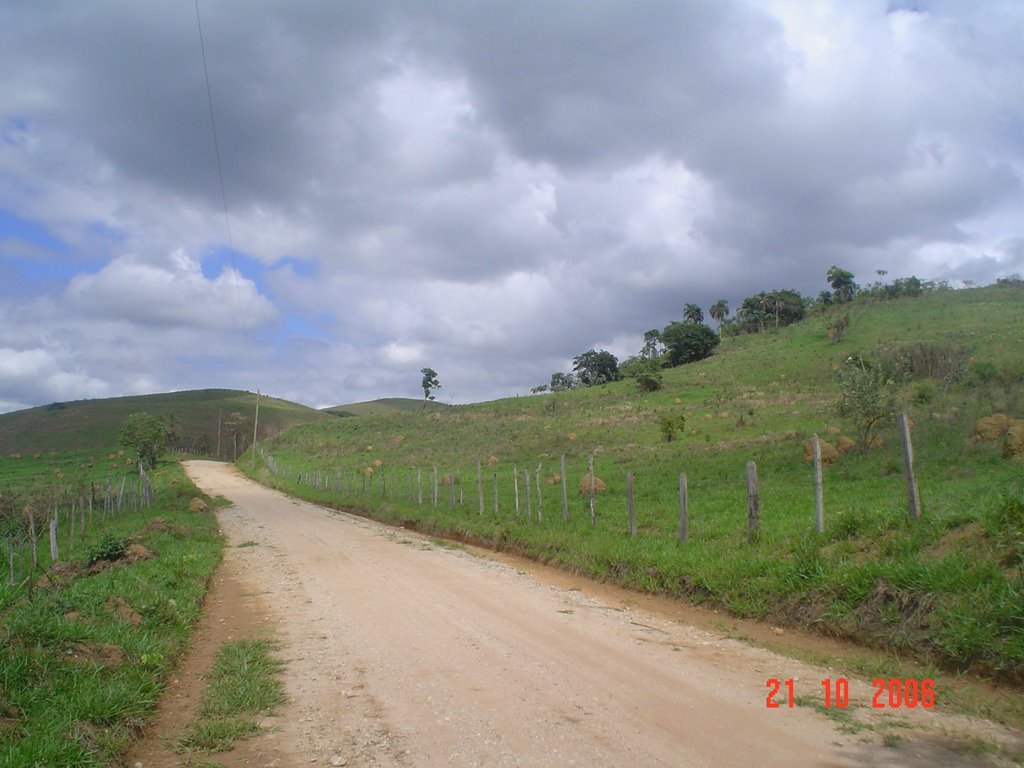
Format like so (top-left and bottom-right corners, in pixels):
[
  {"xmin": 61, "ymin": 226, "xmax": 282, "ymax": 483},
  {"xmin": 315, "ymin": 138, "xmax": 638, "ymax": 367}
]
[
  {"xmin": 254, "ymin": 413, "xmax": 926, "ymax": 548},
  {"xmin": 3, "ymin": 468, "xmax": 156, "ymax": 590}
]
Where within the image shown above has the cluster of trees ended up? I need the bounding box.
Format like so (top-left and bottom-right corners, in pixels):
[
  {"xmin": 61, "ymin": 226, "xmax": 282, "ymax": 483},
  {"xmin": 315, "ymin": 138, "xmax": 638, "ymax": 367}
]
[
  {"xmin": 534, "ymin": 350, "xmax": 621, "ymax": 394},
  {"xmin": 720, "ymin": 267, "xmax": 947, "ymax": 336},
  {"xmin": 818, "ymin": 267, "xmax": 958, "ymax": 307},
  {"xmin": 535, "ymin": 313, "xmax": 721, "ymax": 394},
  {"xmin": 728, "ymin": 289, "xmax": 805, "ymax": 335},
  {"xmin": 517, "ymin": 264, "xmax": 972, "ymax": 399}
]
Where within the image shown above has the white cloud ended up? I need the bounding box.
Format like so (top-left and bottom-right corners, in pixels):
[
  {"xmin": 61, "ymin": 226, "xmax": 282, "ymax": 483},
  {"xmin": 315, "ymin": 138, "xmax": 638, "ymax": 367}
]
[
  {"xmin": 0, "ymin": 347, "xmax": 110, "ymax": 409},
  {"xmin": 66, "ymin": 250, "xmax": 277, "ymax": 330}
]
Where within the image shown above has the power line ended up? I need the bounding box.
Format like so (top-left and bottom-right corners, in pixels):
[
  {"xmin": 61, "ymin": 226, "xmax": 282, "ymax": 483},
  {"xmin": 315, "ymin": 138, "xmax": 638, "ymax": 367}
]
[
  {"xmin": 195, "ymin": 0, "xmax": 261, "ymax": 459},
  {"xmin": 194, "ymin": 0, "xmax": 251, "ymax": 362}
]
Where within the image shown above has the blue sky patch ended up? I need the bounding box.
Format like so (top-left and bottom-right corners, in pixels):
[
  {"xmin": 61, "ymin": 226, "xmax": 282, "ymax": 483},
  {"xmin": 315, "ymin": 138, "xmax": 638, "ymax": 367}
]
[
  {"xmin": 200, "ymin": 245, "xmax": 268, "ymax": 291},
  {"xmin": 271, "ymin": 255, "xmax": 318, "ymax": 278},
  {"xmin": 88, "ymin": 220, "xmax": 126, "ymax": 242},
  {"xmin": 284, "ymin": 313, "xmax": 329, "ymax": 340},
  {"xmin": 0, "ymin": 208, "xmax": 68, "ymax": 255}
]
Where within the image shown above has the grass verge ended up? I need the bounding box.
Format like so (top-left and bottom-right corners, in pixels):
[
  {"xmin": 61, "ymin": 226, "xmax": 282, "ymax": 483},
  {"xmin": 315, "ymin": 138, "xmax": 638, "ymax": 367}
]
[
  {"xmin": 0, "ymin": 460, "xmax": 224, "ymax": 766},
  {"xmin": 175, "ymin": 638, "xmax": 285, "ymax": 755}
]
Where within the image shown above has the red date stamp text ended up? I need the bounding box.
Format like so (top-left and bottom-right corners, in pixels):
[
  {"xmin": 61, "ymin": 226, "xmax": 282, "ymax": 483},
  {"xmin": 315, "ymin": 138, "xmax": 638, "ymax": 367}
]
[{"xmin": 766, "ymin": 678, "xmax": 935, "ymax": 709}]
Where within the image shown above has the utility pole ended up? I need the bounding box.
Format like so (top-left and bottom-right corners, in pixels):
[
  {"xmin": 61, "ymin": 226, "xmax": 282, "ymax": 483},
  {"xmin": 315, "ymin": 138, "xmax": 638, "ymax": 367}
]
[{"xmin": 251, "ymin": 390, "xmax": 261, "ymax": 470}]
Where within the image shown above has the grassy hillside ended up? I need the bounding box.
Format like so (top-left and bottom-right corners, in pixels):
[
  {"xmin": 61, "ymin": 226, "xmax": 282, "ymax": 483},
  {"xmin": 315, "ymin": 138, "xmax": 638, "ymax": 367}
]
[
  {"xmin": 0, "ymin": 389, "xmax": 324, "ymax": 455},
  {"xmin": 246, "ymin": 284, "xmax": 1024, "ymax": 687},
  {"xmin": 323, "ymin": 397, "xmax": 450, "ymax": 417}
]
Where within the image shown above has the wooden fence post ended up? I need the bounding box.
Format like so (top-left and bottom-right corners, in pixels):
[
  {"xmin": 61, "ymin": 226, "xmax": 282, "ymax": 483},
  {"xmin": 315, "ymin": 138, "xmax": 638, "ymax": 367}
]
[
  {"xmin": 588, "ymin": 454, "xmax": 596, "ymax": 526},
  {"xmin": 560, "ymin": 455, "xmax": 569, "ymax": 522},
  {"xmin": 49, "ymin": 513, "xmax": 58, "ymax": 563},
  {"xmin": 493, "ymin": 472, "xmax": 499, "ymax": 515},
  {"xmin": 535, "ymin": 463, "xmax": 543, "ymax": 522},
  {"xmin": 626, "ymin": 472, "xmax": 636, "ymax": 538},
  {"xmin": 417, "ymin": 468, "xmax": 423, "ymax": 505},
  {"xmin": 28, "ymin": 509, "xmax": 37, "ymax": 571},
  {"xmin": 524, "ymin": 469, "xmax": 532, "ymax": 521},
  {"xmin": 898, "ymin": 412, "xmax": 922, "ymax": 520},
  {"xmin": 746, "ymin": 461, "xmax": 760, "ymax": 539},
  {"xmin": 813, "ymin": 433, "xmax": 824, "ymax": 534},
  {"xmin": 477, "ymin": 459, "xmax": 484, "ymax": 515},
  {"xmin": 514, "ymin": 466, "xmax": 520, "ymax": 516},
  {"xmin": 678, "ymin": 473, "xmax": 689, "ymax": 544},
  {"xmin": 432, "ymin": 466, "xmax": 439, "ymax": 508}
]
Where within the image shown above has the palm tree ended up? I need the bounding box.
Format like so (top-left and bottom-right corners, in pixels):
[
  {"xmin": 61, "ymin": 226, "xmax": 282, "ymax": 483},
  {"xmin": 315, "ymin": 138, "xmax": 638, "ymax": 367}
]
[
  {"xmin": 709, "ymin": 299, "xmax": 729, "ymax": 335},
  {"xmin": 683, "ymin": 303, "xmax": 704, "ymax": 324}
]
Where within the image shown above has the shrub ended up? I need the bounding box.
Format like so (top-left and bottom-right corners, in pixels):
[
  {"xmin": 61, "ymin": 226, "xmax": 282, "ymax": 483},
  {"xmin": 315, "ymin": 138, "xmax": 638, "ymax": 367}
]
[
  {"xmin": 971, "ymin": 361, "xmax": 998, "ymax": 384},
  {"xmin": 912, "ymin": 381, "xmax": 938, "ymax": 405},
  {"xmin": 657, "ymin": 413, "xmax": 686, "ymax": 442},
  {"xmin": 87, "ymin": 534, "xmax": 126, "ymax": 566},
  {"xmin": 877, "ymin": 341, "xmax": 968, "ymax": 388},
  {"xmin": 635, "ymin": 372, "xmax": 663, "ymax": 392},
  {"xmin": 836, "ymin": 355, "xmax": 897, "ymax": 453}
]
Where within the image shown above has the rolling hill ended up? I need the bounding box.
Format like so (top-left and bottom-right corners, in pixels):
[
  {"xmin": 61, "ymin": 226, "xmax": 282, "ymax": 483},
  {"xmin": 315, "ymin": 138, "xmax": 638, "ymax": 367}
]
[
  {"xmin": 0, "ymin": 388, "xmax": 325, "ymax": 455},
  {"xmin": 323, "ymin": 397, "xmax": 450, "ymax": 417}
]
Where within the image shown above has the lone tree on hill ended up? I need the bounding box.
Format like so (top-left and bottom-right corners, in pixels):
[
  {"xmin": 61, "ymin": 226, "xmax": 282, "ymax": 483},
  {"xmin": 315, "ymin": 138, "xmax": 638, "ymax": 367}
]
[
  {"xmin": 118, "ymin": 413, "xmax": 167, "ymax": 469},
  {"xmin": 420, "ymin": 367, "xmax": 441, "ymax": 407}
]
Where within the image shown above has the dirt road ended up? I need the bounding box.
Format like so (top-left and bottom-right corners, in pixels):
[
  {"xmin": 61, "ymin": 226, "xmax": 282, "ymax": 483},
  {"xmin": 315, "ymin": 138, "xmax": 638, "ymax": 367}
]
[{"xmin": 165, "ymin": 460, "xmax": 1018, "ymax": 768}]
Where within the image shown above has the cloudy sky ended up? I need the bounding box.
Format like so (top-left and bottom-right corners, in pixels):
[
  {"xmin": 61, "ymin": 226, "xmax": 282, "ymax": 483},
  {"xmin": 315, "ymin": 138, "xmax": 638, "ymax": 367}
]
[{"xmin": 0, "ymin": 1, "xmax": 1021, "ymax": 413}]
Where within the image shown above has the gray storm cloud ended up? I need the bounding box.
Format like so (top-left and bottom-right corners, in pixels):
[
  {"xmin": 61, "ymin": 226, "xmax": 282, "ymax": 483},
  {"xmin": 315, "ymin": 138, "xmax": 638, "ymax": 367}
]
[{"xmin": 0, "ymin": 0, "xmax": 1020, "ymax": 411}]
